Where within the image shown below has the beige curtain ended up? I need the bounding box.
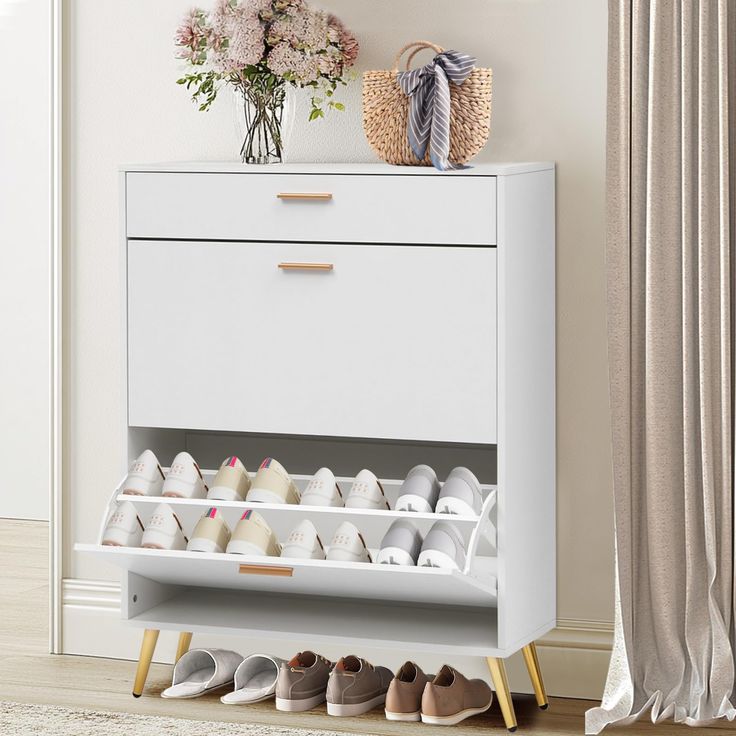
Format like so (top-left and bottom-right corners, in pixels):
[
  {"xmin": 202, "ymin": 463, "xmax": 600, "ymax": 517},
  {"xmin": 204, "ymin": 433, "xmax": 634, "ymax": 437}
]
[{"xmin": 586, "ymin": 1, "xmax": 736, "ymax": 732}]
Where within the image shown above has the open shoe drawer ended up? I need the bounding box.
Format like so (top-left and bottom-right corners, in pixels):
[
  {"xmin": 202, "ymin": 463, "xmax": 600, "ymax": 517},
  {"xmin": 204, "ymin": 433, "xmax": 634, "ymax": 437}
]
[{"xmin": 76, "ymin": 469, "xmax": 498, "ymax": 610}]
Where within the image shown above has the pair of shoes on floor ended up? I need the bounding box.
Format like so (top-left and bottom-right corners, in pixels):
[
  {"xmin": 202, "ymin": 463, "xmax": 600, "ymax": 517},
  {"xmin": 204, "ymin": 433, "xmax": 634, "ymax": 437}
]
[
  {"xmin": 161, "ymin": 649, "xmax": 285, "ymax": 702},
  {"xmin": 376, "ymin": 519, "xmax": 467, "ymax": 570},
  {"xmin": 275, "ymin": 651, "xmax": 393, "ymax": 716},
  {"xmin": 122, "ymin": 450, "xmax": 208, "ymax": 499},
  {"xmin": 102, "ymin": 501, "xmax": 187, "ymax": 550},
  {"xmin": 396, "ymin": 465, "xmax": 484, "ymax": 516},
  {"xmin": 386, "ymin": 662, "xmax": 493, "ymax": 725}
]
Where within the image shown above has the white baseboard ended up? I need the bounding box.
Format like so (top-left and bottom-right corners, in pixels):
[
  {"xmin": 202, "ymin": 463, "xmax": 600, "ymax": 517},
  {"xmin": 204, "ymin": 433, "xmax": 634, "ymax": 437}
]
[{"xmin": 62, "ymin": 578, "xmax": 612, "ymax": 701}]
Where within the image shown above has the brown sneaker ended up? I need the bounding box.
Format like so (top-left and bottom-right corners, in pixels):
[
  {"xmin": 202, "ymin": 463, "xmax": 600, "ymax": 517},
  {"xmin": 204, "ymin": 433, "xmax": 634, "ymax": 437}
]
[
  {"xmin": 385, "ymin": 661, "xmax": 430, "ymax": 721},
  {"xmin": 326, "ymin": 655, "xmax": 393, "ymax": 716},
  {"xmin": 421, "ymin": 664, "xmax": 493, "ymax": 725},
  {"xmin": 275, "ymin": 651, "xmax": 333, "ymax": 712}
]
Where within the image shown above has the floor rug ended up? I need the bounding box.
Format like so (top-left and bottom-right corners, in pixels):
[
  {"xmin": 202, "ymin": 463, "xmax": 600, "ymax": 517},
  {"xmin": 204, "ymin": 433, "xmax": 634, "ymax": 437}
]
[{"xmin": 0, "ymin": 701, "xmax": 341, "ymax": 736}]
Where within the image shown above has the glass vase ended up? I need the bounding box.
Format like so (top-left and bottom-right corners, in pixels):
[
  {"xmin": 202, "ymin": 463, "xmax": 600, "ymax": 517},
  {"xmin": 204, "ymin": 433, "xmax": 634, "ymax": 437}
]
[{"xmin": 236, "ymin": 79, "xmax": 291, "ymax": 164}]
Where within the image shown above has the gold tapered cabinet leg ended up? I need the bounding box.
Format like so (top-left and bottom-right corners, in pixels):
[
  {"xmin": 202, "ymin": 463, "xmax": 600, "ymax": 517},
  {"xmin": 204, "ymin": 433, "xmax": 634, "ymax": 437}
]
[
  {"xmin": 522, "ymin": 642, "xmax": 549, "ymax": 709},
  {"xmin": 486, "ymin": 657, "xmax": 518, "ymax": 732},
  {"xmin": 132, "ymin": 629, "xmax": 159, "ymax": 698},
  {"xmin": 175, "ymin": 632, "xmax": 193, "ymax": 663}
]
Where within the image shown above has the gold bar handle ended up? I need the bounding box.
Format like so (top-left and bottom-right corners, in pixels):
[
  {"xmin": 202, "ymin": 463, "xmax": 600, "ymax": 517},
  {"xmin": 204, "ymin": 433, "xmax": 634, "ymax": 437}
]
[
  {"xmin": 238, "ymin": 564, "xmax": 293, "ymax": 577},
  {"xmin": 278, "ymin": 262, "xmax": 334, "ymax": 271},
  {"xmin": 277, "ymin": 192, "xmax": 333, "ymax": 201}
]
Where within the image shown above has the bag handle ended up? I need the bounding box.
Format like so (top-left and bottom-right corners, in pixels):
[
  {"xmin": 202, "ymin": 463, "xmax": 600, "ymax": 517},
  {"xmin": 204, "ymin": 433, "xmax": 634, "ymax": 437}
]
[{"xmin": 391, "ymin": 40, "xmax": 445, "ymax": 73}]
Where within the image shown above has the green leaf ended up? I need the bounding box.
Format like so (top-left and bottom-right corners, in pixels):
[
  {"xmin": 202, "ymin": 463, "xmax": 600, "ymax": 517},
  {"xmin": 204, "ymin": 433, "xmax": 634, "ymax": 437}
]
[
  {"xmin": 333, "ymin": 102, "xmax": 345, "ymax": 111},
  {"xmin": 308, "ymin": 108, "xmax": 324, "ymax": 121}
]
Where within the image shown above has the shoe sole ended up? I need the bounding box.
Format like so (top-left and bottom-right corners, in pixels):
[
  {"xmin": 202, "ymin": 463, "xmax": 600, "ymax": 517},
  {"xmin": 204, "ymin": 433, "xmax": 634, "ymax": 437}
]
[
  {"xmin": 435, "ymin": 495, "xmax": 479, "ymax": 517},
  {"xmin": 208, "ymin": 486, "xmax": 246, "ymax": 502},
  {"xmin": 275, "ymin": 693, "xmax": 326, "ymax": 712},
  {"xmin": 394, "ymin": 493, "xmax": 435, "ymax": 513},
  {"xmin": 420, "ymin": 699, "xmax": 492, "ymax": 726},
  {"xmin": 247, "ymin": 488, "xmax": 299, "ymax": 505},
  {"xmin": 417, "ymin": 549, "xmax": 461, "ymax": 570},
  {"xmin": 327, "ymin": 692, "xmax": 386, "ymax": 716},
  {"xmin": 386, "ymin": 709, "xmax": 421, "ymax": 722},
  {"xmin": 187, "ymin": 537, "xmax": 225, "ymax": 553},
  {"xmin": 375, "ymin": 547, "xmax": 416, "ymax": 566},
  {"xmin": 141, "ymin": 528, "xmax": 186, "ymax": 551},
  {"xmin": 162, "ymin": 478, "xmax": 204, "ymax": 499}
]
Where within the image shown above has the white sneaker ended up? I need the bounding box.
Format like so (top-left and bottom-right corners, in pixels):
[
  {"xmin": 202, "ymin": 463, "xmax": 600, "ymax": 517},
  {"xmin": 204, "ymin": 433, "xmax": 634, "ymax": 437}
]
[
  {"xmin": 187, "ymin": 508, "xmax": 232, "ymax": 554},
  {"xmin": 344, "ymin": 469, "xmax": 390, "ymax": 511},
  {"xmin": 121, "ymin": 449, "xmax": 165, "ymax": 497},
  {"xmin": 417, "ymin": 521, "xmax": 466, "ymax": 570},
  {"xmin": 226, "ymin": 510, "xmax": 281, "ymax": 557},
  {"xmin": 300, "ymin": 467, "xmax": 343, "ymax": 507},
  {"xmin": 326, "ymin": 521, "xmax": 372, "ymax": 563},
  {"xmin": 208, "ymin": 456, "xmax": 251, "ymax": 502},
  {"xmin": 246, "ymin": 458, "xmax": 300, "ymax": 505},
  {"xmin": 395, "ymin": 465, "xmax": 440, "ymax": 513},
  {"xmin": 162, "ymin": 452, "xmax": 208, "ymax": 499},
  {"xmin": 436, "ymin": 467, "xmax": 483, "ymax": 516},
  {"xmin": 141, "ymin": 503, "xmax": 188, "ymax": 550},
  {"xmin": 102, "ymin": 501, "xmax": 144, "ymax": 547},
  {"xmin": 281, "ymin": 520, "xmax": 325, "ymax": 560}
]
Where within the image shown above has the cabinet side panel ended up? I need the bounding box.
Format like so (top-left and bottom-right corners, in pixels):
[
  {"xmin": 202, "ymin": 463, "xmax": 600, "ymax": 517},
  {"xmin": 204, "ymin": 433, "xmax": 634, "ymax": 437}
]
[{"xmin": 496, "ymin": 170, "xmax": 556, "ymax": 651}]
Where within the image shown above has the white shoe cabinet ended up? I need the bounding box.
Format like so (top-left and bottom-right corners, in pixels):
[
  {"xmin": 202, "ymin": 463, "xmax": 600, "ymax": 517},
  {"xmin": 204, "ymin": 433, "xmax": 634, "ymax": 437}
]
[{"xmin": 76, "ymin": 162, "xmax": 555, "ymax": 731}]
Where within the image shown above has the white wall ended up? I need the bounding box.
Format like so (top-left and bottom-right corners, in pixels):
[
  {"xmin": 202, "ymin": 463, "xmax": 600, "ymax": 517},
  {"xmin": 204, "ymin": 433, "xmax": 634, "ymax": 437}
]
[
  {"xmin": 63, "ymin": 0, "xmax": 612, "ymax": 697},
  {"xmin": 0, "ymin": 0, "xmax": 51, "ymax": 521}
]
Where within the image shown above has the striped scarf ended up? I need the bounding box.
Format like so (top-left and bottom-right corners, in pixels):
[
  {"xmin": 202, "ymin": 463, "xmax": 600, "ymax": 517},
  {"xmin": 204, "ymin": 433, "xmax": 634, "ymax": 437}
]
[{"xmin": 397, "ymin": 50, "xmax": 477, "ymax": 171}]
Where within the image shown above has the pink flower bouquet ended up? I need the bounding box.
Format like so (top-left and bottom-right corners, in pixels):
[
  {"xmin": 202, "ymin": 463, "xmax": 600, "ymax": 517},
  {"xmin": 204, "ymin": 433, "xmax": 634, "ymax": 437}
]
[{"xmin": 175, "ymin": 0, "xmax": 359, "ymax": 162}]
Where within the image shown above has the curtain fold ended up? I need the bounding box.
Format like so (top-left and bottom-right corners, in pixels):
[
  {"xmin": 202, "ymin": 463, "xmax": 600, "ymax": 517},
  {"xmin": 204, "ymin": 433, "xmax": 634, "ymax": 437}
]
[{"xmin": 587, "ymin": 1, "xmax": 736, "ymax": 732}]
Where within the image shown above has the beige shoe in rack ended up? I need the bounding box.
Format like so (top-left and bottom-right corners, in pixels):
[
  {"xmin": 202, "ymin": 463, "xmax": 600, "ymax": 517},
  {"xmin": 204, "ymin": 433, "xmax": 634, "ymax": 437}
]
[
  {"xmin": 246, "ymin": 458, "xmax": 300, "ymax": 504},
  {"xmin": 208, "ymin": 456, "xmax": 251, "ymax": 502},
  {"xmin": 227, "ymin": 510, "xmax": 281, "ymax": 556},
  {"xmin": 187, "ymin": 508, "xmax": 231, "ymax": 553}
]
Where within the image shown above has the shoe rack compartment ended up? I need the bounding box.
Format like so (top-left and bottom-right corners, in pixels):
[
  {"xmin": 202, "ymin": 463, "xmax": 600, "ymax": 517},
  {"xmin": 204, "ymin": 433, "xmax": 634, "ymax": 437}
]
[{"xmin": 76, "ymin": 469, "xmax": 498, "ymax": 610}]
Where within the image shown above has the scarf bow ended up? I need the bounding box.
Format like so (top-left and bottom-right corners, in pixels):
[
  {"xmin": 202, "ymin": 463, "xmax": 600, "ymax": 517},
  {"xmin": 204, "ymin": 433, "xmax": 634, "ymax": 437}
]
[{"xmin": 397, "ymin": 50, "xmax": 477, "ymax": 171}]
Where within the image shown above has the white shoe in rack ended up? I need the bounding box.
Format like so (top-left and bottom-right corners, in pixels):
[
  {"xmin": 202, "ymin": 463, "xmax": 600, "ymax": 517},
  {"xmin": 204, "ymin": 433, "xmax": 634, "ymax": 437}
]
[
  {"xmin": 121, "ymin": 449, "xmax": 165, "ymax": 497},
  {"xmin": 141, "ymin": 503, "xmax": 188, "ymax": 550},
  {"xmin": 344, "ymin": 469, "xmax": 390, "ymax": 510},
  {"xmin": 300, "ymin": 467, "xmax": 344, "ymax": 507},
  {"xmin": 162, "ymin": 452, "xmax": 208, "ymax": 499},
  {"xmin": 101, "ymin": 501, "xmax": 144, "ymax": 547}
]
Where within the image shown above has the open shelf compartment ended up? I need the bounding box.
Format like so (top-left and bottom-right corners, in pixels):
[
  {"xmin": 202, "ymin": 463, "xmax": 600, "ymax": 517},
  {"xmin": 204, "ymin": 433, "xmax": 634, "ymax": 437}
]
[{"xmin": 117, "ymin": 579, "xmax": 499, "ymax": 657}]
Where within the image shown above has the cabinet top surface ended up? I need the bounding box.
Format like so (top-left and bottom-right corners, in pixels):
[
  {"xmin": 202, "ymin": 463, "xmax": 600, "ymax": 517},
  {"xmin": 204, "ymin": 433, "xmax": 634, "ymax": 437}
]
[{"xmin": 120, "ymin": 161, "xmax": 554, "ymax": 176}]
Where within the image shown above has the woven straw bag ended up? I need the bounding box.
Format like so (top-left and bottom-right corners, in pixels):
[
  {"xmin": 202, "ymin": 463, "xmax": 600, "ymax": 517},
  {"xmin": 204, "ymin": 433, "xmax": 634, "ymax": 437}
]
[{"xmin": 362, "ymin": 41, "xmax": 492, "ymax": 167}]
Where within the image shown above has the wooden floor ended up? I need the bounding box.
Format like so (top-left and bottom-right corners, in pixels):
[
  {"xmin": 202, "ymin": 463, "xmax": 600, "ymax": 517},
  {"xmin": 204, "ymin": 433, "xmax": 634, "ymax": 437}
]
[{"xmin": 2, "ymin": 519, "xmax": 735, "ymax": 734}]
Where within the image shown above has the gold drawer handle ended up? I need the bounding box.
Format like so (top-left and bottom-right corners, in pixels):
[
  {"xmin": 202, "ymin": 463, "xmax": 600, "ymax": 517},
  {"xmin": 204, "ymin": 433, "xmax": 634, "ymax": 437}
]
[
  {"xmin": 239, "ymin": 563, "xmax": 293, "ymax": 577},
  {"xmin": 278, "ymin": 262, "xmax": 334, "ymax": 271},
  {"xmin": 277, "ymin": 192, "xmax": 333, "ymax": 201}
]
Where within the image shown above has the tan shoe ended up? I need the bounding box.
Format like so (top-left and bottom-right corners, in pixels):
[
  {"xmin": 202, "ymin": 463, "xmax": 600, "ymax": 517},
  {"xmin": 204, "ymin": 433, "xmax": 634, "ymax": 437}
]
[
  {"xmin": 385, "ymin": 661, "xmax": 430, "ymax": 721},
  {"xmin": 421, "ymin": 664, "xmax": 492, "ymax": 725},
  {"xmin": 246, "ymin": 458, "xmax": 300, "ymax": 505},
  {"xmin": 226, "ymin": 510, "xmax": 281, "ymax": 556},
  {"xmin": 326, "ymin": 655, "xmax": 393, "ymax": 716},
  {"xmin": 275, "ymin": 651, "xmax": 333, "ymax": 712}
]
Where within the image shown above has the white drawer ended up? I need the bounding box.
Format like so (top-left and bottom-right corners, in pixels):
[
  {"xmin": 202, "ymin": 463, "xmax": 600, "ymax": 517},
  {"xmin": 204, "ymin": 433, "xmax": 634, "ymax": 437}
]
[
  {"xmin": 125, "ymin": 172, "xmax": 496, "ymax": 246},
  {"xmin": 127, "ymin": 240, "xmax": 497, "ymax": 443}
]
